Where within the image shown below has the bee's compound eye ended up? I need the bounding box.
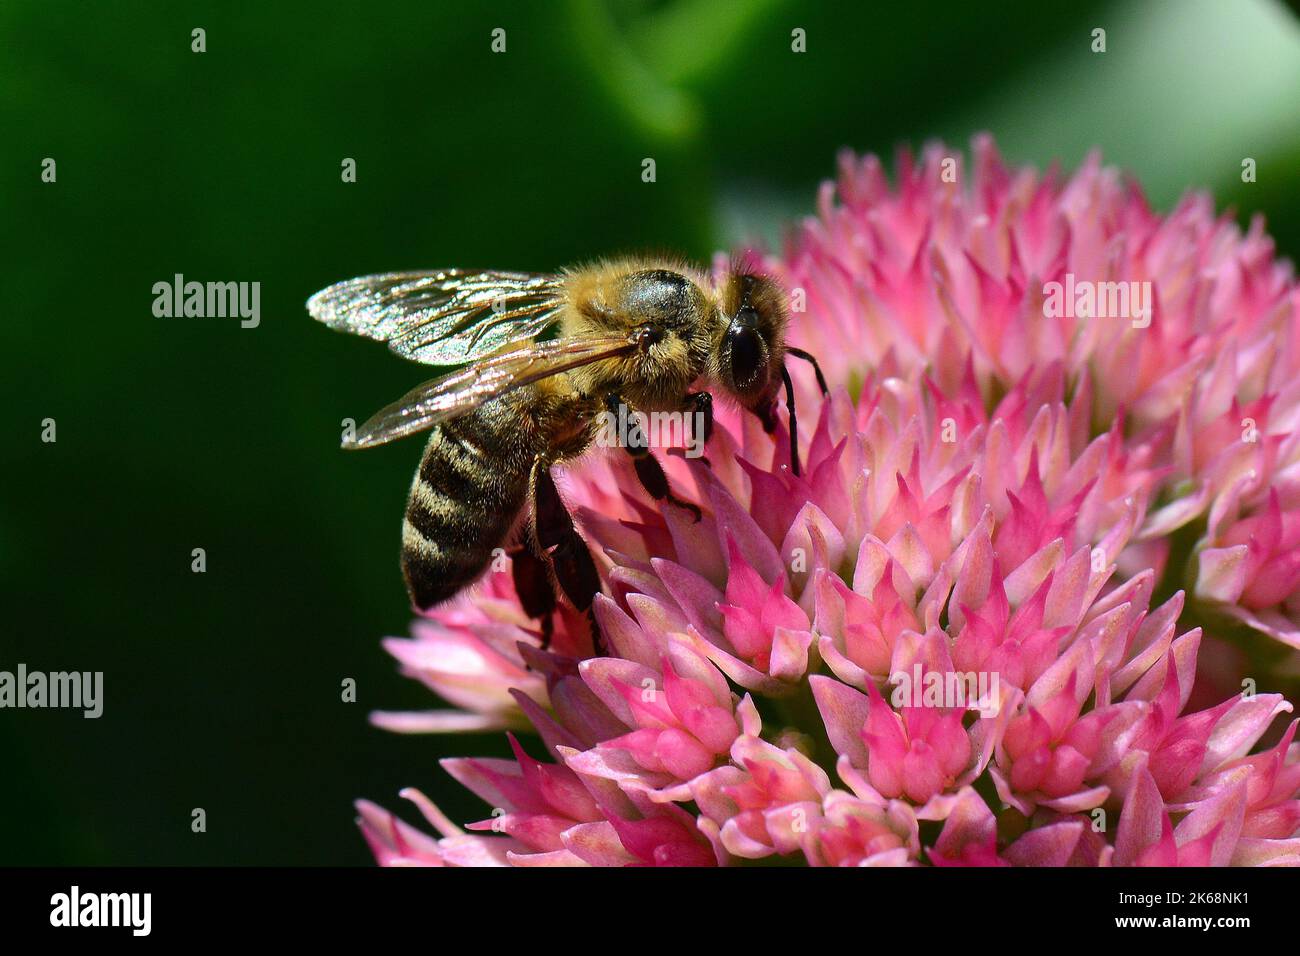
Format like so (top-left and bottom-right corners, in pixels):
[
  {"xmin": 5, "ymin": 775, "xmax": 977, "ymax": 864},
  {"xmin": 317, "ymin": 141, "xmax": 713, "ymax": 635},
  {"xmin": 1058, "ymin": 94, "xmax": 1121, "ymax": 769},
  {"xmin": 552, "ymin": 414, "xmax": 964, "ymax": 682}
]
[{"xmin": 725, "ymin": 311, "xmax": 767, "ymax": 393}]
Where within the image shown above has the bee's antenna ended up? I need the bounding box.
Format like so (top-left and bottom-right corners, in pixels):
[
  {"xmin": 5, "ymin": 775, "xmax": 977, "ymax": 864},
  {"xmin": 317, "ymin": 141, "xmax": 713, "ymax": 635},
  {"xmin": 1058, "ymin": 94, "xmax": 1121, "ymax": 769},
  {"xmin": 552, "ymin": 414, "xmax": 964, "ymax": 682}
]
[
  {"xmin": 786, "ymin": 346, "xmax": 829, "ymax": 395},
  {"xmin": 781, "ymin": 363, "xmax": 801, "ymax": 477}
]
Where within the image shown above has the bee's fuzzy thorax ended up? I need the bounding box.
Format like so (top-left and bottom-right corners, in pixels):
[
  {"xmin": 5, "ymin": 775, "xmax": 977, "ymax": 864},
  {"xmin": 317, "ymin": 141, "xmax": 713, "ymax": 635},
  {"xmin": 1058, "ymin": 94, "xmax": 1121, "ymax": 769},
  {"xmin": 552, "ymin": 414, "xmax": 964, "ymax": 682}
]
[{"xmin": 558, "ymin": 257, "xmax": 721, "ymax": 411}]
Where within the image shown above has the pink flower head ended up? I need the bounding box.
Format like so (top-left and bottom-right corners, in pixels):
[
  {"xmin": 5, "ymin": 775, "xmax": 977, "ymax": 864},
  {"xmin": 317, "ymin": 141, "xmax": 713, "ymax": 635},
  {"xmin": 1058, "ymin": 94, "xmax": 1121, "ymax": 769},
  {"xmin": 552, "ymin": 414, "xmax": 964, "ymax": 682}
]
[
  {"xmin": 1198, "ymin": 487, "xmax": 1300, "ymax": 648},
  {"xmin": 359, "ymin": 137, "xmax": 1300, "ymax": 867}
]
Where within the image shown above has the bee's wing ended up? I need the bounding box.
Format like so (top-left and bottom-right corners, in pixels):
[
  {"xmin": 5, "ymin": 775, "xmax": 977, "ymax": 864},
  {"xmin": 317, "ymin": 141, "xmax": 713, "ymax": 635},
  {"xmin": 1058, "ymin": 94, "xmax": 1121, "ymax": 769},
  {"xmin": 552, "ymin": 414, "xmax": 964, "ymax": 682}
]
[
  {"xmin": 307, "ymin": 269, "xmax": 567, "ymax": 366},
  {"xmin": 346, "ymin": 335, "xmax": 636, "ymax": 449}
]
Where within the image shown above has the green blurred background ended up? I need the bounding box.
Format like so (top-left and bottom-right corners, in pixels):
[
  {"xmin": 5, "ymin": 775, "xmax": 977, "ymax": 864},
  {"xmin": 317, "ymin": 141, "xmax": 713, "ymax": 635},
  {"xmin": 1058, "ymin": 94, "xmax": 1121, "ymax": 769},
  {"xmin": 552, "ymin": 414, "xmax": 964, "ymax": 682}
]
[{"xmin": 2, "ymin": 0, "xmax": 1298, "ymax": 864}]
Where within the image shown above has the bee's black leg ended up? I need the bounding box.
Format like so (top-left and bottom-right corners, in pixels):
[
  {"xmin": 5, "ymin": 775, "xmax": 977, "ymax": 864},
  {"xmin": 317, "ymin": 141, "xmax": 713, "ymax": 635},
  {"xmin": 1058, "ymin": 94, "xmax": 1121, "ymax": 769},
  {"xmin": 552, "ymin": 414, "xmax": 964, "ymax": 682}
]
[
  {"xmin": 687, "ymin": 390, "xmax": 714, "ymax": 446},
  {"xmin": 633, "ymin": 454, "xmax": 703, "ymax": 522},
  {"xmin": 667, "ymin": 390, "xmax": 713, "ymax": 468},
  {"xmin": 531, "ymin": 460, "xmax": 604, "ymax": 652},
  {"xmin": 604, "ymin": 392, "xmax": 703, "ymax": 522},
  {"xmin": 785, "ymin": 346, "xmax": 830, "ymax": 395},
  {"xmin": 509, "ymin": 524, "xmax": 555, "ymax": 648}
]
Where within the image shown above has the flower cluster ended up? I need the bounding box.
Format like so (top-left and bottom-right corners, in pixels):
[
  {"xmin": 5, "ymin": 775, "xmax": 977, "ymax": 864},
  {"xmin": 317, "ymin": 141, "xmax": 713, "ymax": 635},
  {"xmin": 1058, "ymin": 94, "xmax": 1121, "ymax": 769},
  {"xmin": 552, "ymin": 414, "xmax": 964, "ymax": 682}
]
[{"xmin": 358, "ymin": 137, "xmax": 1300, "ymax": 866}]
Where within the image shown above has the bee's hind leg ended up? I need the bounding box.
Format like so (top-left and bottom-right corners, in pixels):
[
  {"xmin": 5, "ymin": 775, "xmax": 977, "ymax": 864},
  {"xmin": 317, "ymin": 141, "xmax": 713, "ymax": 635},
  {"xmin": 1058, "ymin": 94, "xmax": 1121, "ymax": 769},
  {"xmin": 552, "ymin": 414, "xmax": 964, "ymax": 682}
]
[
  {"xmin": 531, "ymin": 459, "xmax": 605, "ymax": 654},
  {"xmin": 508, "ymin": 522, "xmax": 556, "ymax": 648},
  {"xmin": 604, "ymin": 392, "xmax": 703, "ymax": 522}
]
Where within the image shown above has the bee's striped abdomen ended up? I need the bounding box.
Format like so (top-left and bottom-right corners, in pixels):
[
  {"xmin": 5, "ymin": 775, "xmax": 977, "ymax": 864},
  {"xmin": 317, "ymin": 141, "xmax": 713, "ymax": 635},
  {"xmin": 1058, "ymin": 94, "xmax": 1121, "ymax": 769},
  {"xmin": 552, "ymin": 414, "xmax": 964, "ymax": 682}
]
[{"xmin": 401, "ymin": 401, "xmax": 536, "ymax": 610}]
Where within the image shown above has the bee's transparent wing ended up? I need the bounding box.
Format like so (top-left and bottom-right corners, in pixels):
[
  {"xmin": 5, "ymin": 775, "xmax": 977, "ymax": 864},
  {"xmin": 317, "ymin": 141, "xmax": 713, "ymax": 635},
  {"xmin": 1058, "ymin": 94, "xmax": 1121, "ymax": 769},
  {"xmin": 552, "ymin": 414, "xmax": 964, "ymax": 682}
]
[
  {"xmin": 307, "ymin": 269, "xmax": 567, "ymax": 365},
  {"xmin": 345, "ymin": 335, "xmax": 636, "ymax": 448}
]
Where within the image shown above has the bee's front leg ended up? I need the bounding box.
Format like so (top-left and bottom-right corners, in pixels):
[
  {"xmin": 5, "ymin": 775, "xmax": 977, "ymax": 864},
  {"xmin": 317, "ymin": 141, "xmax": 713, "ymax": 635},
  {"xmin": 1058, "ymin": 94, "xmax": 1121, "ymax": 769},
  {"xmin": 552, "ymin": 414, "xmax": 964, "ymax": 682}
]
[
  {"xmin": 686, "ymin": 390, "xmax": 713, "ymax": 449},
  {"xmin": 604, "ymin": 392, "xmax": 702, "ymax": 522},
  {"xmin": 668, "ymin": 391, "xmax": 713, "ymax": 467}
]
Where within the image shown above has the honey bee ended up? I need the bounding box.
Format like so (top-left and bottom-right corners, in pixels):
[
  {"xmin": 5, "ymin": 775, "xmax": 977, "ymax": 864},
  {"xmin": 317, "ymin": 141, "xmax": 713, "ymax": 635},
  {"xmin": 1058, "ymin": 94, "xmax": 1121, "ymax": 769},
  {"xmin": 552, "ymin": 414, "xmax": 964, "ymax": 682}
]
[{"xmin": 308, "ymin": 259, "xmax": 826, "ymax": 634}]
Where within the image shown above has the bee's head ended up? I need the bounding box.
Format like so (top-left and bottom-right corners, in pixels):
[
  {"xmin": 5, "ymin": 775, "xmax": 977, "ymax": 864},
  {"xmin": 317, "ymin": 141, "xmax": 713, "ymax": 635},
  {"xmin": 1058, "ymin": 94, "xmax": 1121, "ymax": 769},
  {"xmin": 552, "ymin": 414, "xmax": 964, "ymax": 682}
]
[{"xmin": 714, "ymin": 271, "xmax": 789, "ymax": 409}]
